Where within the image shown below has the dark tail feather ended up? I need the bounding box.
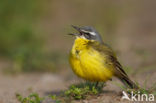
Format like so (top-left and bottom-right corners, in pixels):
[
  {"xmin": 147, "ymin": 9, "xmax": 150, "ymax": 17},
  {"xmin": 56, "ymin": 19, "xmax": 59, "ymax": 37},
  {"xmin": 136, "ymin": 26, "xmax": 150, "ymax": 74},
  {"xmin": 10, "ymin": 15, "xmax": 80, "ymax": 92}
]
[{"xmin": 120, "ymin": 76, "xmax": 139, "ymax": 89}]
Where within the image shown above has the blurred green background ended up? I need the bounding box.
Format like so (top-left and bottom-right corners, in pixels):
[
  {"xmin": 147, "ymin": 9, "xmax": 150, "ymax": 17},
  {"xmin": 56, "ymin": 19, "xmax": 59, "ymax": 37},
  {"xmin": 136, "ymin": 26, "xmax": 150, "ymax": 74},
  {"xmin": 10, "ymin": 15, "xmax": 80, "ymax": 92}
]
[{"xmin": 0, "ymin": 0, "xmax": 156, "ymax": 74}]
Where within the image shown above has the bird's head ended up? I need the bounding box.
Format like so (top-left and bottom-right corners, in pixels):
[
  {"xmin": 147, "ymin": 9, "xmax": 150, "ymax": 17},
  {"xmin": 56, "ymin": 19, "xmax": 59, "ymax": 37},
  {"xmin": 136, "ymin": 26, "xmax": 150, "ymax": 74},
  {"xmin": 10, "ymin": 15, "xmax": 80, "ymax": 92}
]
[{"xmin": 69, "ymin": 25, "xmax": 103, "ymax": 43}]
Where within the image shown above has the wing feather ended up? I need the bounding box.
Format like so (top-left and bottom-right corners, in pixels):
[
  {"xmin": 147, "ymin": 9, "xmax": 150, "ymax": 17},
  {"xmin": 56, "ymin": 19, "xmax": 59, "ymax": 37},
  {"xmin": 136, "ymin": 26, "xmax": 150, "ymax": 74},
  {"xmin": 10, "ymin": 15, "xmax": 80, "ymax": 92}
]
[{"xmin": 88, "ymin": 41, "xmax": 128, "ymax": 77}]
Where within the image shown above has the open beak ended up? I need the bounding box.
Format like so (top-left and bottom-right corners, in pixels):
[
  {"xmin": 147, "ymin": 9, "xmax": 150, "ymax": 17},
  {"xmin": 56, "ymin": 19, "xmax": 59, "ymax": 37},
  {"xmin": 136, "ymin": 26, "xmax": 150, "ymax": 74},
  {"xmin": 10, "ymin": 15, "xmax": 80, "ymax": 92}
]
[
  {"xmin": 71, "ymin": 25, "xmax": 81, "ymax": 32},
  {"xmin": 68, "ymin": 25, "xmax": 82, "ymax": 36},
  {"xmin": 68, "ymin": 33, "xmax": 80, "ymax": 36}
]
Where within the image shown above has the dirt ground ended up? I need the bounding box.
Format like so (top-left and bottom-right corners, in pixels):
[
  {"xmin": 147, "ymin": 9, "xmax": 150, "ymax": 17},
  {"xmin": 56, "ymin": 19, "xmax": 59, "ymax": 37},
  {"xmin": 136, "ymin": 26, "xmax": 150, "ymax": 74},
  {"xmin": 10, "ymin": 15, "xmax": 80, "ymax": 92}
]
[
  {"xmin": 0, "ymin": 1, "xmax": 156, "ymax": 103},
  {"xmin": 0, "ymin": 70, "xmax": 155, "ymax": 103}
]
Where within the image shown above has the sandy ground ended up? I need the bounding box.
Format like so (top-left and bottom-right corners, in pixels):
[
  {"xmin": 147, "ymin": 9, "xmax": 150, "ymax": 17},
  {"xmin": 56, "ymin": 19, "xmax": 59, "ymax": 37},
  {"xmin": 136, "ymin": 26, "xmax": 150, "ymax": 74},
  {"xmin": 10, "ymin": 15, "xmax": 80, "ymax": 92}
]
[
  {"xmin": 0, "ymin": 71, "xmax": 155, "ymax": 103},
  {"xmin": 0, "ymin": 1, "xmax": 156, "ymax": 103}
]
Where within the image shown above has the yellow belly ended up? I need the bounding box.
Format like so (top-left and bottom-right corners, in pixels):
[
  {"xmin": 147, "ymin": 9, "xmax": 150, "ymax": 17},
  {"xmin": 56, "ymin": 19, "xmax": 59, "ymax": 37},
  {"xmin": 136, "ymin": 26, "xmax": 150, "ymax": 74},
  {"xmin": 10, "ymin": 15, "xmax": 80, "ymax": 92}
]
[{"xmin": 69, "ymin": 47, "xmax": 114, "ymax": 82}]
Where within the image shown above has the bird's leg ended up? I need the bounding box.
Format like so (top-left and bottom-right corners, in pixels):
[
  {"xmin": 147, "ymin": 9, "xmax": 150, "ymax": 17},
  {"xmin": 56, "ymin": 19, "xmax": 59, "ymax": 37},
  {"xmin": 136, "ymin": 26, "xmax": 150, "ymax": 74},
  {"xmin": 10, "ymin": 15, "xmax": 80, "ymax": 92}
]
[
  {"xmin": 101, "ymin": 82, "xmax": 105, "ymax": 88},
  {"xmin": 95, "ymin": 82, "xmax": 99, "ymax": 88}
]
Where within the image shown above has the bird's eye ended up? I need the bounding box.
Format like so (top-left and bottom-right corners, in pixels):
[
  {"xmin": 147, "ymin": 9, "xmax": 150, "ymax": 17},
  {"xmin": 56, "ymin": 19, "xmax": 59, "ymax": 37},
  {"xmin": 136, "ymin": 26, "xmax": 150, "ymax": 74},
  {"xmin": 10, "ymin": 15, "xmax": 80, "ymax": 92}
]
[
  {"xmin": 79, "ymin": 32, "xmax": 82, "ymax": 35},
  {"xmin": 84, "ymin": 33, "xmax": 91, "ymax": 39}
]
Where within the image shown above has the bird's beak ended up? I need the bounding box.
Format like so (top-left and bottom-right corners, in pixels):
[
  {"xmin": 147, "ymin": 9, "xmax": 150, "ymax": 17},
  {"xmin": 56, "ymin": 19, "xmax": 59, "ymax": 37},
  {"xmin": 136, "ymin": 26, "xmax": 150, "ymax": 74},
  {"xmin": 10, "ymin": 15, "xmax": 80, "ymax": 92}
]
[
  {"xmin": 71, "ymin": 25, "xmax": 81, "ymax": 32},
  {"xmin": 68, "ymin": 33, "xmax": 80, "ymax": 36},
  {"xmin": 68, "ymin": 25, "xmax": 82, "ymax": 36}
]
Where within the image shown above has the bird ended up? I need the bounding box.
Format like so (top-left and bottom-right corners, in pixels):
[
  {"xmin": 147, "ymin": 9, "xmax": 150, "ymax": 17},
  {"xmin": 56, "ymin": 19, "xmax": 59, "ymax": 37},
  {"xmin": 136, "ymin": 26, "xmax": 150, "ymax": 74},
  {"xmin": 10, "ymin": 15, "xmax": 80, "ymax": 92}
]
[{"xmin": 68, "ymin": 25, "xmax": 138, "ymax": 89}]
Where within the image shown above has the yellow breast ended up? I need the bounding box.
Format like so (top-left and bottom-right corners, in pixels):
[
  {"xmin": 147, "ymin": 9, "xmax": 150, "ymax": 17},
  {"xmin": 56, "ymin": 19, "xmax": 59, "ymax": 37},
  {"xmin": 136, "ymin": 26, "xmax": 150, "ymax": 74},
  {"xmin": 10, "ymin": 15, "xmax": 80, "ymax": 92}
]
[{"xmin": 69, "ymin": 38, "xmax": 114, "ymax": 82}]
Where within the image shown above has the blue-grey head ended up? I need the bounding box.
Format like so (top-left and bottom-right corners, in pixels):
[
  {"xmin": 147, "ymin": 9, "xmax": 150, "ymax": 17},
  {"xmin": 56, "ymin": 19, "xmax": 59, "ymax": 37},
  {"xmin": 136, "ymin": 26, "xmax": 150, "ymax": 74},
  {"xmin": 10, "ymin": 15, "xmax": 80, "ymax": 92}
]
[{"xmin": 70, "ymin": 25, "xmax": 103, "ymax": 43}]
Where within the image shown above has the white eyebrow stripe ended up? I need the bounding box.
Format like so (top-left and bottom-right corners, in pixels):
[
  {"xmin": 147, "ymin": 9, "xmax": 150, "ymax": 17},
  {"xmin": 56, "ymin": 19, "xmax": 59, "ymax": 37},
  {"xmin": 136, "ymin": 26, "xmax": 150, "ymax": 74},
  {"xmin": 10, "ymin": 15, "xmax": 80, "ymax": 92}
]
[{"xmin": 89, "ymin": 32, "xmax": 96, "ymax": 35}]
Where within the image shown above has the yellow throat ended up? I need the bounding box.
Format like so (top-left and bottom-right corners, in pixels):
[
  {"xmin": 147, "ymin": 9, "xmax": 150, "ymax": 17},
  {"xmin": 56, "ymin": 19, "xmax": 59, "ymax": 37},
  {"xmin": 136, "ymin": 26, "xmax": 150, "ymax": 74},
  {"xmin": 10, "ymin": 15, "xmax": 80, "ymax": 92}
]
[{"xmin": 69, "ymin": 37, "xmax": 114, "ymax": 82}]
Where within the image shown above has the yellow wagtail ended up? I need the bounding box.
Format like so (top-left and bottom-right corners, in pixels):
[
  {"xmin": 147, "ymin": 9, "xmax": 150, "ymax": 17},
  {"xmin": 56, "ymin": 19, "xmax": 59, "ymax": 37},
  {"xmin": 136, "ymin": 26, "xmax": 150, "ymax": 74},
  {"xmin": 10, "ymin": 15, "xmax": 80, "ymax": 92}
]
[{"xmin": 69, "ymin": 25, "xmax": 138, "ymax": 89}]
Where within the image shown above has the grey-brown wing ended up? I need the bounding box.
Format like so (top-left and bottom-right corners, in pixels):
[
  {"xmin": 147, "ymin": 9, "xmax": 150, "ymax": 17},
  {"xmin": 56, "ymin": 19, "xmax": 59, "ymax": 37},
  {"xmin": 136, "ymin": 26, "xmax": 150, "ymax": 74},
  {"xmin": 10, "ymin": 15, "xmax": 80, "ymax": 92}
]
[
  {"xmin": 88, "ymin": 41, "xmax": 128, "ymax": 76},
  {"xmin": 109, "ymin": 55, "xmax": 128, "ymax": 76},
  {"xmin": 88, "ymin": 41, "xmax": 138, "ymax": 88}
]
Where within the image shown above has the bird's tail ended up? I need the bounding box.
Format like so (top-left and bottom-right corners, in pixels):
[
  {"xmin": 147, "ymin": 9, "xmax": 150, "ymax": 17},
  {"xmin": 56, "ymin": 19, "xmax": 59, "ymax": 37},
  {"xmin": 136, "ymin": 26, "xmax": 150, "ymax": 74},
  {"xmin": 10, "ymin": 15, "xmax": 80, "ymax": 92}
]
[{"xmin": 119, "ymin": 75, "xmax": 138, "ymax": 89}]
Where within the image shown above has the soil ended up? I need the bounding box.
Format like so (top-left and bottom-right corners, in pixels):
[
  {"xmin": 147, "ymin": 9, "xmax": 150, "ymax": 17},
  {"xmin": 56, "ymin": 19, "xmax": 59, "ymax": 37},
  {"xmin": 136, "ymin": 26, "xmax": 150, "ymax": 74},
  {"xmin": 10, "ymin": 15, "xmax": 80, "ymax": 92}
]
[{"xmin": 0, "ymin": 71, "xmax": 155, "ymax": 103}]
